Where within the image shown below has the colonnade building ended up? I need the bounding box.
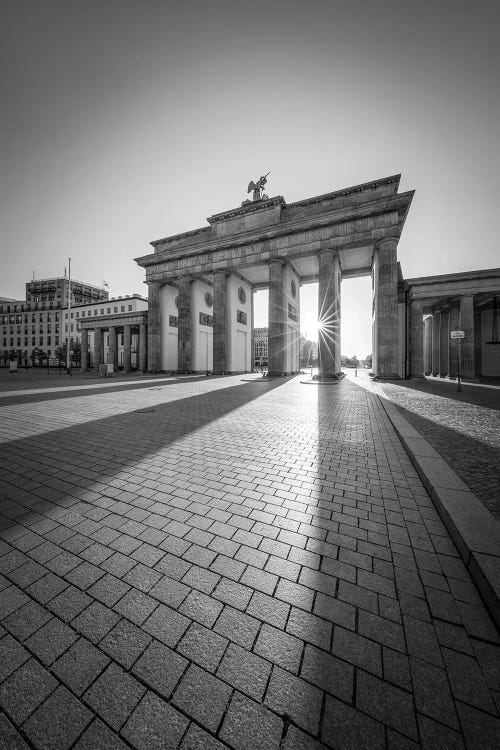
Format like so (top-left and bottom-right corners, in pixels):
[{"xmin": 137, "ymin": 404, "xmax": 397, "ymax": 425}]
[
  {"xmin": 132, "ymin": 175, "xmax": 500, "ymax": 380},
  {"xmin": 135, "ymin": 175, "xmax": 413, "ymax": 378}
]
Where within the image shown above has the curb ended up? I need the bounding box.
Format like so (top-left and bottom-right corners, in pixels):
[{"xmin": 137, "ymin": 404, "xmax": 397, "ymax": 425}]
[{"xmin": 374, "ymin": 389, "xmax": 500, "ymax": 631}]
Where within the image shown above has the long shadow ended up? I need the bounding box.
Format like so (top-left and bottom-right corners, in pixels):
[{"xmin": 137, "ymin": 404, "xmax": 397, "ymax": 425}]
[
  {"xmin": 0, "ymin": 374, "xmax": 218, "ymax": 407},
  {"xmin": 0, "ymin": 378, "xmax": 286, "ymax": 522},
  {"xmin": 377, "ymin": 377, "xmax": 500, "ymax": 411},
  {"xmin": 387, "ymin": 402, "xmax": 500, "ymax": 520}
]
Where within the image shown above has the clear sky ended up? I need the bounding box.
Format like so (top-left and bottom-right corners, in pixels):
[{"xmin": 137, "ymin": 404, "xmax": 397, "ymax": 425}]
[{"xmin": 1, "ymin": 0, "xmax": 499, "ymax": 357}]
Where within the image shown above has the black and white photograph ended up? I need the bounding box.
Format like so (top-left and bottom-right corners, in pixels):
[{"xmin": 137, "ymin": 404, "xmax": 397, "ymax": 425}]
[{"xmin": 0, "ymin": 1, "xmax": 499, "ymax": 748}]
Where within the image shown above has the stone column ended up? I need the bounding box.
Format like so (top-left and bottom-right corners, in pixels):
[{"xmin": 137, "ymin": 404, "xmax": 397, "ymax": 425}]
[
  {"xmin": 251, "ymin": 289, "xmax": 255, "ymax": 372},
  {"xmin": 108, "ymin": 326, "xmax": 118, "ymax": 371},
  {"xmin": 80, "ymin": 328, "xmax": 88, "ymax": 372},
  {"xmin": 439, "ymin": 311, "xmax": 449, "ymax": 377},
  {"xmin": 409, "ymin": 299, "xmax": 424, "ymax": 377},
  {"xmin": 147, "ymin": 282, "xmax": 161, "ymax": 373},
  {"xmin": 139, "ymin": 323, "xmax": 147, "ymax": 372},
  {"xmin": 431, "ymin": 312, "xmax": 440, "ymax": 376},
  {"xmin": 448, "ymin": 305, "xmax": 460, "ymax": 378},
  {"xmin": 268, "ymin": 259, "xmax": 285, "ymax": 376},
  {"xmin": 317, "ymin": 249, "xmax": 341, "ymax": 378},
  {"xmin": 177, "ymin": 276, "xmax": 192, "ymax": 372},
  {"xmin": 94, "ymin": 327, "xmax": 103, "ymax": 369},
  {"xmin": 460, "ymin": 296, "xmax": 475, "ymax": 379},
  {"xmin": 474, "ymin": 310, "xmax": 482, "ymax": 377},
  {"xmin": 123, "ymin": 325, "xmax": 132, "ymax": 373},
  {"xmin": 213, "ymin": 270, "xmax": 227, "ymax": 375},
  {"xmin": 374, "ymin": 238, "xmax": 399, "ymax": 378},
  {"xmin": 423, "ymin": 316, "xmax": 432, "ymax": 375}
]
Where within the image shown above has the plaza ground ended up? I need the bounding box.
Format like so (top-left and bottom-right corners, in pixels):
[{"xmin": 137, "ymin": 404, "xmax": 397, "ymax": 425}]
[{"xmin": 0, "ymin": 371, "xmax": 499, "ymax": 749}]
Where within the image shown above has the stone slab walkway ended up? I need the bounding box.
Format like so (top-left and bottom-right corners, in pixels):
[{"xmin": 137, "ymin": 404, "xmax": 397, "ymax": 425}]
[{"xmin": 0, "ymin": 375, "xmax": 499, "ymax": 749}]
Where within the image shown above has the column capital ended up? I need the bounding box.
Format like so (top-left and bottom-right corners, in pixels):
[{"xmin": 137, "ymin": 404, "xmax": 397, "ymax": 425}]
[
  {"xmin": 317, "ymin": 246, "xmax": 338, "ymax": 258},
  {"xmin": 267, "ymin": 257, "xmax": 285, "ymax": 267},
  {"xmin": 375, "ymin": 236, "xmax": 399, "ymax": 250}
]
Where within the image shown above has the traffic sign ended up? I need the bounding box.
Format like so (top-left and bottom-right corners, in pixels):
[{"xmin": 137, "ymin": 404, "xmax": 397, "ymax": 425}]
[{"xmin": 450, "ymin": 330, "xmax": 465, "ymax": 339}]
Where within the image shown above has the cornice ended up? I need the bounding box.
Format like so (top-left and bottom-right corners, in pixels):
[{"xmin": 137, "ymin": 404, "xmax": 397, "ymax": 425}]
[{"xmin": 135, "ymin": 192, "xmax": 413, "ymax": 268}]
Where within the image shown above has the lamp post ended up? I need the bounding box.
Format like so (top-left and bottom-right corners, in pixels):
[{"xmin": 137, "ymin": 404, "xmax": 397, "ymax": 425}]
[{"xmin": 66, "ymin": 258, "xmax": 72, "ymax": 376}]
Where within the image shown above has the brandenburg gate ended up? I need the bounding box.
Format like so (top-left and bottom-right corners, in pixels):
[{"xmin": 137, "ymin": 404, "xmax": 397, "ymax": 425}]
[{"xmin": 135, "ymin": 175, "xmax": 414, "ymax": 378}]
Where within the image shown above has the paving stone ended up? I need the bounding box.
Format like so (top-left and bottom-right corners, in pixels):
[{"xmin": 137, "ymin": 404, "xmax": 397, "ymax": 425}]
[
  {"xmin": 99, "ymin": 618, "xmax": 151, "ymax": 668},
  {"xmin": 443, "ymin": 647, "xmax": 497, "ymax": 714},
  {"xmin": 121, "ymin": 691, "xmax": 189, "ymax": 750},
  {"xmin": 143, "ymin": 603, "xmax": 190, "ymax": 647},
  {"xmin": 456, "ymin": 701, "xmax": 500, "ymax": 750},
  {"xmin": 0, "ymin": 585, "xmax": 30, "ymax": 618},
  {"xmin": 418, "ymin": 715, "xmax": 466, "ymax": 750},
  {"xmin": 403, "ymin": 614, "xmax": 443, "ymax": 666},
  {"xmin": 383, "ymin": 647, "xmax": 412, "ymax": 691},
  {"xmin": 247, "ymin": 590, "xmax": 289, "ymax": 629},
  {"xmin": 172, "ymin": 663, "xmax": 232, "ymax": 732},
  {"xmin": 181, "ymin": 564, "xmax": 220, "ymax": 594},
  {"xmin": 322, "ymin": 694, "xmax": 385, "ymax": 750},
  {"xmin": 72, "ymin": 601, "xmax": 120, "ymax": 643},
  {"xmin": 213, "ymin": 577, "xmax": 253, "ymax": 609},
  {"xmin": 26, "ymin": 572, "xmax": 68, "ymax": 604},
  {"xmin": 286, "ymin": 607, "xmax": 331, "ymax": 650},
  {"xmin": 113, "ymin": 587, "xmax": 158, "ymax": 625},
  {"xmin": 331, "ymin": 626, "xmax": 382, "ymax": 676},
  {"xmin": 358, "ymin": 609, "xmax": 406, "ymax": 652},
  {"xmin": 52, "ymin": 637, "xmax": 109, "ymax": 695},
  {"xmin": 337, "ymin": 579, "xmax": 378, "ymax": 614},
  {"xmin": 25, "ymin": 617, "xmax": 78, "ymax": 665},
  {"xmin": 219, "ymin": 691, "xmax": 283, "ymax": 750},
  {"xmin": 150, "ymin": 575, "xmax": 191, "ymax": 608},
  {"xmin": 455, "ymin": 600, "xmax": 499, "ymax": 643},
  {"xmin": 472, "ymin": 640, "xmax": 500, "ymax": 692},
  {"xmin": 254, "ymin": 623, "xmax": 303, "ymax": 674},
  {"xmin": 8, "ymin": 560, "xmax": 47, "ymax": 587},
  {"xmin": 435, "ymin": 621, "xmax": 473, "ymax": 655},
  {"xmin": 265, "ymin": 665, "xmax": 322, "ymax": 735},
  {"xmin": 0, "ymin": 634, "xmax": 30, "ymax": 680},
  {"xmin": 100, "ymin": 551, "xmax": 136, "ymax": 578},
  {"xmin": 177, "ymin": 622, "xmax": 228, "ymax": 672},
  {"xmin": 23, "ymin": 685, "xmax": 92, "ymax": 750},
  {"xmin": 217, "ymin": 642, "xmax": 271, "ymax": 701},
  {"xmin": 313, "ymin": 591, "xmax": 356, "ymax": 630},
  {"xmin": 2, "ymin": 600, "xmax": 52, "ymax": 641},
  {"xmin": 179, "ymin": 589, "xmax": 224, "ymax": 627},
  {"xmin": 0, "ymin": 713, "xmax": 30, "ymax": 750},
  {"xmin": 87, "ymin": 573, "xmax": 130, "ymax": 606},
  {"xmin": 356, "ymin": 668, "xmax": 418, "ymax": 740},
  {"xmin": 47, "ymin": 585, "xmax": 92, "ymax": 622},
  {"xmin": 275, "ymin": 578, "xmax": 315, "ymax": 611},
  {"xmin": 84, "ymin": 663, "xmax": 146, "ymax": 731},
  {"xmin": 155, "ymin": 553, "xmax": 192, "ymax": 580},
  {"xmin": 410, "ymin": 656, "xmax": 459, "ymax": 729},
  {"xmin": 72, "ymin": 718, "xmax": 129, "ymax": 750},
  {"xmin": 180, "ymin": 722, "xmax": 227, "ymax": 750},
  {"xmin": 301, "ymin": 642, "xmax": 354, "ymax": 702},
  {"xmin": 0, "ymin": 658, "xmax": 57, "ymax": 724}
]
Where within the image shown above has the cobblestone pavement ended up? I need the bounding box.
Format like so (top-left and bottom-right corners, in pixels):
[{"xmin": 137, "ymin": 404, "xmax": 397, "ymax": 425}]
[
  {"xmin": 0, "ymin": 375, "xmax": 499, "ymax": 750},
  {"xmin": 373, "ymin": 378, "xmax": 500, "ymax": 521}
]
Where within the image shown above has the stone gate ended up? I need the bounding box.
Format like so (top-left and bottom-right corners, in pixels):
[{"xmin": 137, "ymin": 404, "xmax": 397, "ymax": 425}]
[{"xmin": 135, "ymin": 175, "xmax": 414, "ymax": 377}]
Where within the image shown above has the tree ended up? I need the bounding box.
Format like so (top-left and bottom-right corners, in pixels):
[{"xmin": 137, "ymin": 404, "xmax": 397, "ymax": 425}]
[
  {"xmin": 364, "ymin": 353, "xmax": 372, "ymax": 368},
  {"xmin": 30, "ymin": 348, "xmax": 48, "ymax": 366},
  {"xmin": 56, "ymin": 341, "xmax": 81, "ymax": 367}
]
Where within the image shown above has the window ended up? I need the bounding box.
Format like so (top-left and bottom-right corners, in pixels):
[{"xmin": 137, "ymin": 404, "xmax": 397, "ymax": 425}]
[
  {"xmin": 76, "ymin": 312, "xmax": 79, "ymax": 318},
  {"xmin": 107, "ymin": 308, "xmax": 111, "ymax": 314},
  {"xmin": 128, "ymin": 305, "xmax": 132, "ymax": 311},
  {"xmin": 120, "ymin": 306, "xmax": 125, "ymax": 312},
  {"xmin": 113, "ymin": 307, "xmax": 117, "ymax": 313},
  {"xmin": 94, "ymin": 310, "xmax": 97, "ymax": 316},
  {"xmin": 101, "ymin": 309, "xmax": 104, "ymax": 315}
]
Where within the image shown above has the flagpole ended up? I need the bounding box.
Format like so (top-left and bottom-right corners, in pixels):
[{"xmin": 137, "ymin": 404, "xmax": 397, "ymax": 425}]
[{"xmin": 66, "ymin": 258, "xmax": 72, "ymax": 375}]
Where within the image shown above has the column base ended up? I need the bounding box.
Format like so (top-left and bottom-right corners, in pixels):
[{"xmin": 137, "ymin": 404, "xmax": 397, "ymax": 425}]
[{"xmin": 371, "ymin": 372, "xmax": 401, "ymax": 380}]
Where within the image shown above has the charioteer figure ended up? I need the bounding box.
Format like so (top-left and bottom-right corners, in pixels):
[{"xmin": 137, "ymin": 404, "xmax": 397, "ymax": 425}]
[{"xmin": 247, "ymin": 172, "xmax": 270, "ymax": 202}]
